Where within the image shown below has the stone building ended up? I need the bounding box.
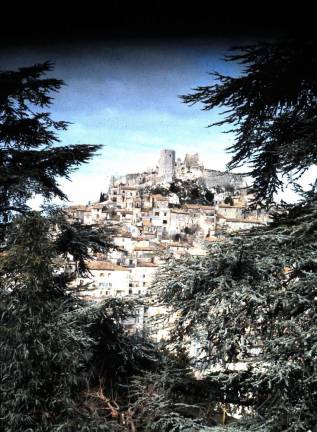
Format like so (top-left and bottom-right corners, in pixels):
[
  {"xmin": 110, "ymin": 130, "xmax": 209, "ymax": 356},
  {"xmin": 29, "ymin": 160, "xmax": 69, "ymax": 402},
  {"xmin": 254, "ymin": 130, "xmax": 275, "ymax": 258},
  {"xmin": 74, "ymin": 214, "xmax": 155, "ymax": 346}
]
[
  {"xmin": 66, "ymin": 148, "xmax": 271, "ymax": 336},
  {"xmin": 158, "ymin": 149, "xmax": 175, "ymax": 182}
]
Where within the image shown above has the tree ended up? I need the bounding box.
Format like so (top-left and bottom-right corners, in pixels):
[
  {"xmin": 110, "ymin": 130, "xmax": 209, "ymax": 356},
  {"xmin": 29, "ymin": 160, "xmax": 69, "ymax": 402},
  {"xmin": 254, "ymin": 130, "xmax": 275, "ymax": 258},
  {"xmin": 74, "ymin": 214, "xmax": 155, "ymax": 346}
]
[
  {"xmin": 148, "ymin": 38, "xmax": 317, "ymax": 432},
  {"xmin": 0, "ymin": 62, "xmax": 100, "ymax": 227},
  {"xmin": 223, "ymin": 196, "xmax": 234, "ymax": 206},
  {"xmin": 0, "ymin": 211, "xmax": 160, "ymax": 431},
  {"xmin": 99, "ymin": 192, "xmax": 107, "ymax": 202},
  {"xmin": 0, "ymin": 63, "xmax": 159, "ymax": 431},
  {"xmin": 181, "ymin": 38, "xmax": 317, "ymax": 207},
  {"xmin": 0, "ymin": 213, "xmax": 96, "ymax": 431}
]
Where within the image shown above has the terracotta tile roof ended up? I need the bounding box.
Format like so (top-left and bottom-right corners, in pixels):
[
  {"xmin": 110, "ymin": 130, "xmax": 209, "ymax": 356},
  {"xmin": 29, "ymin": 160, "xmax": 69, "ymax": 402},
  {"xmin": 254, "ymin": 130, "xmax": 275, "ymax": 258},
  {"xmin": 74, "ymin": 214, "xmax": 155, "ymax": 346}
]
[
  {"xmin": 204, "ymin": 236, "xmax": 221, "ymax": 242},
  {"xmin": 115, "ymin": 232, "xmax": 132, "ymax": 238},
  {"xmin": 169, "ymin": 242, "xmax": 189, "ymax": 248},
  {"xmin": 136, "ymin": 262, "xmax": 159, "ymax": 268},
  {"xmin": 159, "ymin": 243, "xmax": 169, "ymax": 249},
  {"xmin": 134, "ymin": 246, "xmax": 157, "ymax": 251},
  {"xmin": 68, "ymin": 205, "xmax": 91, "ymax": 212},
  {"xmin": 170, "ymin": 209, "xmax": 188, "ymax": 214},
  {"xmin": 68, "ymin": 204, "xmax": 88, "ymax": 210},
  {"xmin": 90, "ymin": 203, "xmax": 107, "ymax": 209},
  {"xmin": 137, "ymin": 235, "xmax": 156, "ymax": 241},
  {"xmin": 116, "ymin": 209, "xmax": 133, "ymax": 214},
  {"xmin": 185, "ymin": 204, "xmax": 214, "ymax": 210},
  {"xmin": 142, "ymin": 220, "xmax": 152, "ymax": 226},
  {"xmin": 218, "ymin": 204, "xmax": 245, "ymax": 209},
  {"xmin": 152, "ymin": 194, "xmax": 168, "ymax": 201},
  {"xmin": 224, "ymin": 218, "xmax": 265, "ymax": 224},
  {"xmin": 87, "ymin": 261, "xmax": 130, "ymax": 271}
]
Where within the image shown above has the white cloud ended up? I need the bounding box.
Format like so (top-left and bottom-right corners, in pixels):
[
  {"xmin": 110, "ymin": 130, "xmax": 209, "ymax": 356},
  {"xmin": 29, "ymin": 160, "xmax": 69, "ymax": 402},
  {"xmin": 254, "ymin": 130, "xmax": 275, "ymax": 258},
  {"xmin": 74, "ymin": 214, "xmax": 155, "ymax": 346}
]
[
  {"xmin": 277, "ymin": 165, "xmax": 317, "ymax": 203},
  {"xmin": 59, "ymin": 173, "xmax": 109, "ymax": 205}
]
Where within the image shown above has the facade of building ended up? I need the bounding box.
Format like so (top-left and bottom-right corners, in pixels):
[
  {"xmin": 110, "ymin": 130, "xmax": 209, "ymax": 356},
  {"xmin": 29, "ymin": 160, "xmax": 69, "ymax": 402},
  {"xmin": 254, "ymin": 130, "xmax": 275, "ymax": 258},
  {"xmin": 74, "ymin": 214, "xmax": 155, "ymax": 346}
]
[{"xmin": 66, "ymin": 149, "xmax": 271, "ymax": 337}]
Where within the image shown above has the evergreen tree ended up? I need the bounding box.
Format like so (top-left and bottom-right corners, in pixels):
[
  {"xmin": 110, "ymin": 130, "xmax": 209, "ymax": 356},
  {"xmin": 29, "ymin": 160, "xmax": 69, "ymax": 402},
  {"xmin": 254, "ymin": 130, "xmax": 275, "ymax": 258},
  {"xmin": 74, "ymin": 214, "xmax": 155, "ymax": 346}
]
[
  {"xmin": 146, "ymin": 38, "xmax": 317, "ymax": 431},
  {"xmin": 154, "ymin": 194, "xmax": 317, "ymax": 431},
  {"xmin": 0, "ymin": 62, "xmax": 100, "ymax": 227},
  {"xmin": 182, "ymin": 38, "xmax": 317, "ymax": 207},
  {"xmin": 0, "ymin": 62, "xmax": 157, "ymax": 431}
]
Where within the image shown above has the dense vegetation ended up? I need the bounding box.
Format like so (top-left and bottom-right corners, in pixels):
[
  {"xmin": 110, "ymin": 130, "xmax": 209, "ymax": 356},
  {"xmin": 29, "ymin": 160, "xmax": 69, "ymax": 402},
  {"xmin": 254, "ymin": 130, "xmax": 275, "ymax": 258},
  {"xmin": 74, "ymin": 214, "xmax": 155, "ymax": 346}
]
[
  {"xmin": 150, "ymin": 37, "xmax": 317, "ymax": 431},
  {"xmin": 0, "ymin": 63, "xmax": 159, "ymax": 431},
  {"xmin": 1, "ymin": 36, "xmax": 317, "ymax": 432},
  {"xmin": 143, "ymin": 178, "xmax": 215, "ymax": 206}
]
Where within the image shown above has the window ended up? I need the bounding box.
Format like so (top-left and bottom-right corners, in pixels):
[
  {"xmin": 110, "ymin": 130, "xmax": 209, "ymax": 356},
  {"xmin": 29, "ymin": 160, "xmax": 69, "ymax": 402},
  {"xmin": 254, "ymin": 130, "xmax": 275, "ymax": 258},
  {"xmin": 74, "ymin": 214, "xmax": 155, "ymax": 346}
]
[
  {"xmin": 155, "ymin": 212, "xmax": 159, "ymax": 216},
  {"xmin": 142, "ymin": 274, "xmax": 145, "ymax": 278},
  {"xmin": 143, "ymin": 282, "xmax": 146, "ymax": 287},
  {"xmin": 163, "ymin": 220, "xmax": 167, "ymax": 224},
  {"xmin": 129, "ymin": 288, "xmax": 132, "ymax": 294},
  {"xmin": 100, "ymin": 273, "xmax": 104, "ymax": 277},
  {"xmin": 108, "ymin": 273, "xmax": 111, "ymax": 277}
]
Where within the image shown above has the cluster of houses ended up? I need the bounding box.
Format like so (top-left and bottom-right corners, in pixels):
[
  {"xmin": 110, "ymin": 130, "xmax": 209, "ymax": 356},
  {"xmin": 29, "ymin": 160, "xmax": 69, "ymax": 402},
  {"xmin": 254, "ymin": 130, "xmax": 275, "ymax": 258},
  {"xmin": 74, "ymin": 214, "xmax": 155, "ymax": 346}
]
[{"xmin": 66, "ymin": 150, "xmax": 271, "ymax": 338}]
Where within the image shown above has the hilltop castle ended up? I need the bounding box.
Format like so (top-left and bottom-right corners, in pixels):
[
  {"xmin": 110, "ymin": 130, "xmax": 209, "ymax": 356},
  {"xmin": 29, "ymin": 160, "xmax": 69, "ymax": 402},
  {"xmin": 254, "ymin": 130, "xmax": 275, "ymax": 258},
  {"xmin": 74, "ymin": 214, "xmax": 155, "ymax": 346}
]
[
  {"xmin": 109, "ymin": 149, "xmax": 247, "ymax": 191},
  {"xmin": 66, "ymin": 148, "xmax": 271, "ymax": 337}
]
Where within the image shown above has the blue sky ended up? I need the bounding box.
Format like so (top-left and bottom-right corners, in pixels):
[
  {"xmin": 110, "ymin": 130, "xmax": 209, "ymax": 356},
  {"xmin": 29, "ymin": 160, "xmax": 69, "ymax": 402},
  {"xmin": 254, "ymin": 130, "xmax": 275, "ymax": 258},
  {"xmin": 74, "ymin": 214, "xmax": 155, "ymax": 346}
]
[
  {"xmin": 1, "ymin": 39, "xmax": 315, "ymax": 204},
  {"xmin": 1, "ymin": 39, "xmax": 243, "ymax": 203}
]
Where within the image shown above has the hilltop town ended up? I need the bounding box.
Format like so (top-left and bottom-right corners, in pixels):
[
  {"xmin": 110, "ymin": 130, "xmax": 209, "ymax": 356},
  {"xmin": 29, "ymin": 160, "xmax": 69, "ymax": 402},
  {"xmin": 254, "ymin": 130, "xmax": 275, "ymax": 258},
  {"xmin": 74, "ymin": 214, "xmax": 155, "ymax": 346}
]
[{"xmin": 66, "ymin": 149, "xmax": 270, "ymax": 335}]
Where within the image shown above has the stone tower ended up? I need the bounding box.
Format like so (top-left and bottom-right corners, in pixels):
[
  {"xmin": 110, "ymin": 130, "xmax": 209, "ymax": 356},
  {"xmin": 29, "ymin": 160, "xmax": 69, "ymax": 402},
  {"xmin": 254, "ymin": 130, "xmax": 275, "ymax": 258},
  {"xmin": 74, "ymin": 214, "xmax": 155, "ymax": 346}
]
[
  {"xmin": 184, "ymin": 153, "xmax": 201, "ymax": 169},
  {"xmin": 158, "ymin": 149, "xmax": 175, "ymax": 182}
]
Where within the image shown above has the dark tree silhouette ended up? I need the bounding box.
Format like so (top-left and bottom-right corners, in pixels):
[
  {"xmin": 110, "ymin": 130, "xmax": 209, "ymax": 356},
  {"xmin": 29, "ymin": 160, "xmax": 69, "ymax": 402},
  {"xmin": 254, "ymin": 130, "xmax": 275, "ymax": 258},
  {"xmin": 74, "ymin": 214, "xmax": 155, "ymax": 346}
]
[
  {"xmin": 0, "ymin": 62, "xmax": 101, "ymax": 225},
  {"xmin": 146, "ymin": 37, "xmax": 317, "ymax": 432},
  {"xmin": 181, "ymin": 38, "xmax": 317, "ymax": 206},
  {"xmin": 0, "ymin": 63, "xmax": 158, "ymax": 432}
]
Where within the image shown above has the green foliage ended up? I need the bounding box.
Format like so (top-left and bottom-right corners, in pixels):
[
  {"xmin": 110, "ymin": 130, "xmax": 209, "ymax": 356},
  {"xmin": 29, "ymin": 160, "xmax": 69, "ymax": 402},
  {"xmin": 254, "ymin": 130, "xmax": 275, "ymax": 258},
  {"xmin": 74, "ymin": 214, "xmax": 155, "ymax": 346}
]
[
  {"xmin": 149, "ymin": 414, "xmax": 214, "ymax": 431},
  {"xmin": 0, "ymin": 62, "xmax": 147, "ymax": 431},
  {"xmin": 81, "ymin": 298, "xmax": 161, "ymax": 387},
  {"xmin": 0, "ymin": 213, "xmax": 92, "ymax": 430},
  {"xmin": 166, "ymin": 39, "xmax": 317, "ymax": 430},
  {"xmin": 99, "ymin": 192, "xmax": 107, "ymax": 202},
  {"xmin": 154, "ymin": 192, "xmax": 317, "ymax": 431},
  {"xmin": 224, "ymin": 196, "xmax": 234, "ymax": 206},
  {"xmin": 0, "ymin": 212, "xmax": 160, "ymax": 431},
  {"xmin": 144, "ymin": 179, "xmax": 214, "ymax": 205},
  {"xmin": 169, "ymin": 179, "xmax": 214, "ymax": 205},
  {"xmin": 182, "ymin": 38, "xmax": 317, "ymax": 206},
  {"xmin": 53, "ymin": 208, "xmax": 116, "ymax": 275},
  {"xmin": 0, "ymin": 62, "xmax": 101, "ymax": 225}
]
